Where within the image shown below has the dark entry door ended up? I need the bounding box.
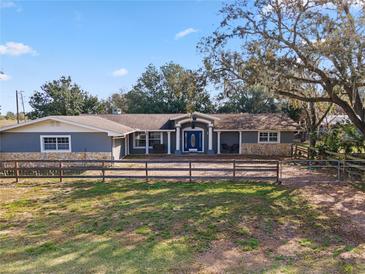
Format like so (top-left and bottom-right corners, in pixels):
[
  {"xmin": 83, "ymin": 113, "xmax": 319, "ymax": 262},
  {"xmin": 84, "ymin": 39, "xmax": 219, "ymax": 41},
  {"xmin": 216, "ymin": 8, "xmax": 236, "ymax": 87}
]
[{"xmin": 185, "ymin": 131, "xmax": 203, "ymax": 152}]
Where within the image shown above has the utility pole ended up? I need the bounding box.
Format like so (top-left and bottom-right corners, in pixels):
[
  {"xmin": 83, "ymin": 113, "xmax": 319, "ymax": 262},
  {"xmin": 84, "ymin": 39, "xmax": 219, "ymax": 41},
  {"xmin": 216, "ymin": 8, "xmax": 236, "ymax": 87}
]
[
  {"xmin": 20, "ymin": 91, "xmax": 26, "ymax": 122},
  {"xmin": 16, "ymin": 90, "xmax": 20, "ymax": 124}
]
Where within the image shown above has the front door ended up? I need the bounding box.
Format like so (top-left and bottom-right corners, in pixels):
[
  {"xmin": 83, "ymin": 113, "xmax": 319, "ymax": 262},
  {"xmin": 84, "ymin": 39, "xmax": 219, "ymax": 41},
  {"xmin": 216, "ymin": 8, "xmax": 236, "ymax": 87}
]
[{"xmin": 184, "ymin": 131, "xmax": 203, "ymax": 152}]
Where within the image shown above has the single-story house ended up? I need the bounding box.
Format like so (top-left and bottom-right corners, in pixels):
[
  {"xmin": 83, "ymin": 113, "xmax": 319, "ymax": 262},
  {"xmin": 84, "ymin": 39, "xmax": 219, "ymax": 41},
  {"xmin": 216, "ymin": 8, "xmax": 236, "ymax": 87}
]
[{"xmin": 0, "ymin": 112, "xmax": 298, "ymax": 160}]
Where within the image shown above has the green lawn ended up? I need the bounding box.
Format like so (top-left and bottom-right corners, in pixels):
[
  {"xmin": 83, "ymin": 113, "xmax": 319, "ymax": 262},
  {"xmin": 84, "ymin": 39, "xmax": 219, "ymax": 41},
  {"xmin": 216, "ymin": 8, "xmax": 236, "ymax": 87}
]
[{"xmin": 0, "ymin": 180, "xmax": 363, "ymax": 273}]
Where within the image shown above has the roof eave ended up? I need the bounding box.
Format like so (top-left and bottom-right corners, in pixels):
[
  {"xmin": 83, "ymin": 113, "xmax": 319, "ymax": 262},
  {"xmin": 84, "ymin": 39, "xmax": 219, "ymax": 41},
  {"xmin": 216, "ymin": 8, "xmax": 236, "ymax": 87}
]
[
  {"xmin": 170, "ymin": 112, "xmax": 220, "ymax": 121},
  {"xmin": 0, "ymin": 116, "xmax": 130, "ymax": 136}
]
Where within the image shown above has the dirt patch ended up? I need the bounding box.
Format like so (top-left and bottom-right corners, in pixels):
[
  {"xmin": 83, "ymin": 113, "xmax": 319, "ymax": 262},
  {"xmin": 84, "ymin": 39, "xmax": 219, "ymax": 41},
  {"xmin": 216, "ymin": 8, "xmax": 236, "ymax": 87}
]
[
  {"xmin": 196, "ymin": 239, "xmax": 272, "ymax": 273},
  {"xmin": 296, "ymin": 182, "xmax": 365, "ymax": 241},
  {"xmin": 115, "ymin": 231, "xmax": 147, "ymax": 250},
  {"xmin": 196, "ymin": 239, "xmax": 245, "ymax": 273},
  {"xmin": 340, "ymin": 244, "xmax": 365, "ymax": 265},
  {"xmin": 276, "ymin": 238, "xmax": 313, "ymax": 257}
]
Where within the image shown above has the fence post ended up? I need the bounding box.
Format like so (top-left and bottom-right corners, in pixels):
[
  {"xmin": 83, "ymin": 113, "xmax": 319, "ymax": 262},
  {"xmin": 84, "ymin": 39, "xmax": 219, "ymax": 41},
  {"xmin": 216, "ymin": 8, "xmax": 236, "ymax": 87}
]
[
  {"xmin": 337, "ymin": 160, "xmax": 341, "ymax": 182},
  {"xmin": 102, "ymin": 161, "xmax": 105, "ymax": 182},
  {"xmin": 294, "ymin": 144, "xmax": 298, "ymax": 159},
  {"xmin": 280, "ymin": 161, "xmax": 283, "ymax": 182},
  {"xmin": 343, "ymin": 154, "xmax": 347, "ymax": 180},
  {"xmin": 276, "ymin": 161, "xmax": 280, "ymax": 184},
  {"xmin": 189, "ymin": 161, "xmax": 192, "ymax": 182},
  {"xmin": 59, "ymin": 161, "xmax": 63, "ymax": 183},
  {"xmin": 233, "ymin": 160, "xmax": 236, "ymax": 179},
  {"xmin": 145, "ymin": 161, "xmax": 148, "ymax": 182},
  {"xmin": 15, "ymin": 161, "xmax": 19, "ymax": 183}
]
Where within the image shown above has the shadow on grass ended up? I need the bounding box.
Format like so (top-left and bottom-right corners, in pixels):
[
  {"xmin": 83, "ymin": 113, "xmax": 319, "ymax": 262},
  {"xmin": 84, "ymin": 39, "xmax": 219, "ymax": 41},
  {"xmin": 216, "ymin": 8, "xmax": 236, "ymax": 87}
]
[{"xmin": 0, "ymin": 179, "xmax": 363, "ymax": 273}]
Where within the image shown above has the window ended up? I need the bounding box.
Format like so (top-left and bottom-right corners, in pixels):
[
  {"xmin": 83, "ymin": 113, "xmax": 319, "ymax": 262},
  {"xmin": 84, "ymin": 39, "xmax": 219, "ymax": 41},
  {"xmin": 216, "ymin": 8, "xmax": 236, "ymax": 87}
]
[
  {"xmin": 41, "ymin": 136, "xmax": 71, "ymax": 152},
  {"xmin": 149, "ymin": 132, "xmax": 162, "ymax": 147},
  {"xmin": 134, "ymin": 132, "xmax": 146, "ymax": 148},
  {"xmin": 133, "ymin": 132, "xmax": 162, "ymax": 148},
  {"xmin": 259, "ymin": 132, "xmax": 279, "ymax": 143}
]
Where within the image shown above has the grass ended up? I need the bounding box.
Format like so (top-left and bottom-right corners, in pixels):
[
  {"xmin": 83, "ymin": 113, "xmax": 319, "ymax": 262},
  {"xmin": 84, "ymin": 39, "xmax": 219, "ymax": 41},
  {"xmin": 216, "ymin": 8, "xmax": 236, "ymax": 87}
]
[
  {"xmin": 0, "ymin": 179, "xmax": 363, "ymax": 273},
  {"xmin": 0, "ymin": 119, "xmax": 16, "ymax": 128}
]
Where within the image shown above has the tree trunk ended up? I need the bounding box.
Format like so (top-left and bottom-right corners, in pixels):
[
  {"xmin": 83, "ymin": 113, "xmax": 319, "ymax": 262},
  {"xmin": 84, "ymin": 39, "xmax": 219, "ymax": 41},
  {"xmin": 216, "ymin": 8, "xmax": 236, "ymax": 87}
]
[
  {"xmin": 332, "ymin": 95, "xmax": 365, "ymax": 136},
  {"xmin": 308, "ymin": 102, "xmax": 317, "ymax": 159},
  {"xmin": 308, "ymin": 128, "xmax": 317, "ymax": 159}
]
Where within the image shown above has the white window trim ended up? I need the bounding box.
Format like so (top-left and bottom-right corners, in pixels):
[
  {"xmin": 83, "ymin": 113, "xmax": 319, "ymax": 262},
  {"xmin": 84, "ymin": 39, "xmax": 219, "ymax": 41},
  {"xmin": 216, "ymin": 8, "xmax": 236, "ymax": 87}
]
[
  {"xmin": 40, "ymin": 135, "xmax": 72, "ymax": 153},
  {"xmin": 182, "ymin": 127, "xmax": 204, "ymax": 153},
  {"xmin": 257, "ymin": 131, "xmax": 280, "ymax": 144},
  {"xmin": 133, "ymin": 132, "xmax": 147, "ymax": 149},
  {"xmin": 133, "ymin": 132, "xmax": 162, "ymax": 149}
]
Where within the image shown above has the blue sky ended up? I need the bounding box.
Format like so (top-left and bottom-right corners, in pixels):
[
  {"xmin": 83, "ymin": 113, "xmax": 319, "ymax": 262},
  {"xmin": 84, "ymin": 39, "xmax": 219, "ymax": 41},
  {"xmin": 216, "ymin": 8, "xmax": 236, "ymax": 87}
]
[{"xmin": 0, "ymin": 0, "xmax": 224, "ymax": 113}]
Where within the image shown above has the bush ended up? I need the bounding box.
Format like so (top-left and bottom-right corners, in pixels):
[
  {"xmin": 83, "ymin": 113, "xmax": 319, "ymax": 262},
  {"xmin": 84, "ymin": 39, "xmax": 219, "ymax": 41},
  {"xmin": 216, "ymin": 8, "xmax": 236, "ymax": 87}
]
[{"xmin": 318, "ymin": 124, "xmax": 365, "ymax": 154}]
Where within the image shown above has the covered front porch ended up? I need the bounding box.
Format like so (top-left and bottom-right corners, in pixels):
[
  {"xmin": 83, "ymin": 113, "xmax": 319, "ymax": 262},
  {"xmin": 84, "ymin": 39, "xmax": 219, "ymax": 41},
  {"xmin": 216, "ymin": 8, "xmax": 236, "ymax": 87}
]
[{"xmin": 120, "ymin": 129, "xmax": 242, "ymax": 157}]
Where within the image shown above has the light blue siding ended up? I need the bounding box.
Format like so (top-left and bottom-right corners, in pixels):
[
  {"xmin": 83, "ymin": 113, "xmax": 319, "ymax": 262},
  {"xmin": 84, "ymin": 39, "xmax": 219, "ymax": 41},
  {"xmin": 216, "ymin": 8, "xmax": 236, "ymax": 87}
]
[
  {"xmin": 280, "ymin": 131, "xmax": 294, "ymax": 143},
  {"xmin": 241, "ymin": 131, "xmax": 258, "ymax": 143},
  {"xmin": 0, "ymin": 132, "xmax": 112, "ymax": 153},
  {"xmin": 240, "ymin": 131, "xmax": 295, "ymax": 144}
]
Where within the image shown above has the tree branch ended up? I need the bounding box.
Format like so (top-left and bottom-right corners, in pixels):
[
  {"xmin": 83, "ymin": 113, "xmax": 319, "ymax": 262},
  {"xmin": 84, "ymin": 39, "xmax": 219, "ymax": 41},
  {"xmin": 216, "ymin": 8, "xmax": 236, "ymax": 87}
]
[{"xmin": 275, "ymin": 89, "xmax": 332, "ymax": 103}]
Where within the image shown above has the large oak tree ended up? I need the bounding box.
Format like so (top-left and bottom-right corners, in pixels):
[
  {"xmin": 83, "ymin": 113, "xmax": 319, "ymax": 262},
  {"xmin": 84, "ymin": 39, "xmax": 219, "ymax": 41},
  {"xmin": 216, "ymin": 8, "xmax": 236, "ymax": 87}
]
[{"xmin": 201, "ymin": 0, "xmax": 365, "ymax": 135}]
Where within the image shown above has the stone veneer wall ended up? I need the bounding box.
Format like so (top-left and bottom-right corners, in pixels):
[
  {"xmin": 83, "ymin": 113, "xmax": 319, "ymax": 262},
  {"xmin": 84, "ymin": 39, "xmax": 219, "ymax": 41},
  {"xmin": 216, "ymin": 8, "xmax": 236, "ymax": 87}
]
[
  {"xmin": 240, "ymin": 143, "xmax": 292, "ymax": 156},
  {"xmin": 0, "ymin": 152, "xmax": 112, "ymax": 161}
]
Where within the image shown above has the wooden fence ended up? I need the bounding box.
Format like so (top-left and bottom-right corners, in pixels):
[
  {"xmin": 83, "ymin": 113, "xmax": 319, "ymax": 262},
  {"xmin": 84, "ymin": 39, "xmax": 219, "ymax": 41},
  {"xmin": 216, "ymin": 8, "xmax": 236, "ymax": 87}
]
[
  {"xmin": 291, "ymin": 144, "xmax": 310, "ymax": 159},
  {"xmin": 0, "ymin": 159, "xmax": 280, "ymax": 183},
  {"xmin": 291, "ymin": 143, "xmax": 365, "ymax": 180}
]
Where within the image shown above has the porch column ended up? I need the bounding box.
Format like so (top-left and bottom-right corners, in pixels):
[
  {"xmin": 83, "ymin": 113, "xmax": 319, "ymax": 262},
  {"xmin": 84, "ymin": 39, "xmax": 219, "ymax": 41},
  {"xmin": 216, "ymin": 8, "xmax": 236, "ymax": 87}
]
[
  {"xmin": 125, "ymin": 135, "xmax": 128, "ymax": 156},
  {"xmin": 167, "ymin": 131, "xmax": 171, "ymax": 154},
  {"xmin": 127, "ymin": 134, "xmax": 130, "ymax": 155},
  {"xmin": 208, "ymin": 125, "xmax": 214, "ymax": 154},
  {"xmin": 239, "ymin": 131, "xmax": 242, "ymax": 154},
  {"xmin": 145, "ymin": 131, "xmax": 149, "ymax": 154},
  {"xmin": 175, "ymin": 125, "xmax": 181, "ymax": 154},
  {"xmin": 217, "ymin": 131, "xmax": 221, "ymax": 154}
]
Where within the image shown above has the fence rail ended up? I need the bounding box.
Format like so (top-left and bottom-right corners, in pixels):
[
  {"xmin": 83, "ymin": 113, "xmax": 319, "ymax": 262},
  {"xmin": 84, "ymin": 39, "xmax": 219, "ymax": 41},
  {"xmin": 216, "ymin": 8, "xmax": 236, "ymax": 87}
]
[
  {"xmin": 281, "ymin": 159, "xmax": 342, "ymax": 181},
  {"xmin": 0, "ymin": 159, "xmax": 280, "ymax": 183},
  {"xmin": 291, "ymin": 143, "xmax": 365, "ymax": 180},
  {"xmin": 1, "ymin": 157, "xmax": 364, "ymax": 183}
]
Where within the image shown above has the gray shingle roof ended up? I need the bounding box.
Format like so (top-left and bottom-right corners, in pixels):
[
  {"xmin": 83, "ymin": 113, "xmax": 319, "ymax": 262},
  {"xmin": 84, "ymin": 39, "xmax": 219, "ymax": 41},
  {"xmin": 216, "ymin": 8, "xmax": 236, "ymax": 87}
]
[
  {"xmin": 98, "ymin": 113, "xmax": 298, "ymax": 131},
  {"xmin": 211, "ymin": 113, "xmax": 298, "ymax": 131},
  {"xmin": 51, "ymin": 115, "xmax": 135, "ymax": 134},
  {"xmin": 0, "ymin": 113, "xmax": 298, "ymax": 134},
  {"xmin": 99, "ymin": 114, "xmax": 182, "ymax": 130}
]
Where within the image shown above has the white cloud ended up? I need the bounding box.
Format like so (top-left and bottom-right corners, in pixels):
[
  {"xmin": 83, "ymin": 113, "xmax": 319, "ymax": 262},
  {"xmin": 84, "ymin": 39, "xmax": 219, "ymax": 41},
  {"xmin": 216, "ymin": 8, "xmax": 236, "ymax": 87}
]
[
  {"xmin": 112, "ymin": 68, "xmax": 128, "ymax": 77},
  {"xmin": 0, "ymin": 42, "xmax": 37, "ymax": 56},
  {"xmin": 0, "ymin": 1, "xmax": 16, "ymax": 9},
  {"xmin": 175, "ymin": 28, "xmax": 199, "ymax": 40},
  {"xmin": 0, "ymin": 72, "xmax": 11, "ymax": 81}
]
